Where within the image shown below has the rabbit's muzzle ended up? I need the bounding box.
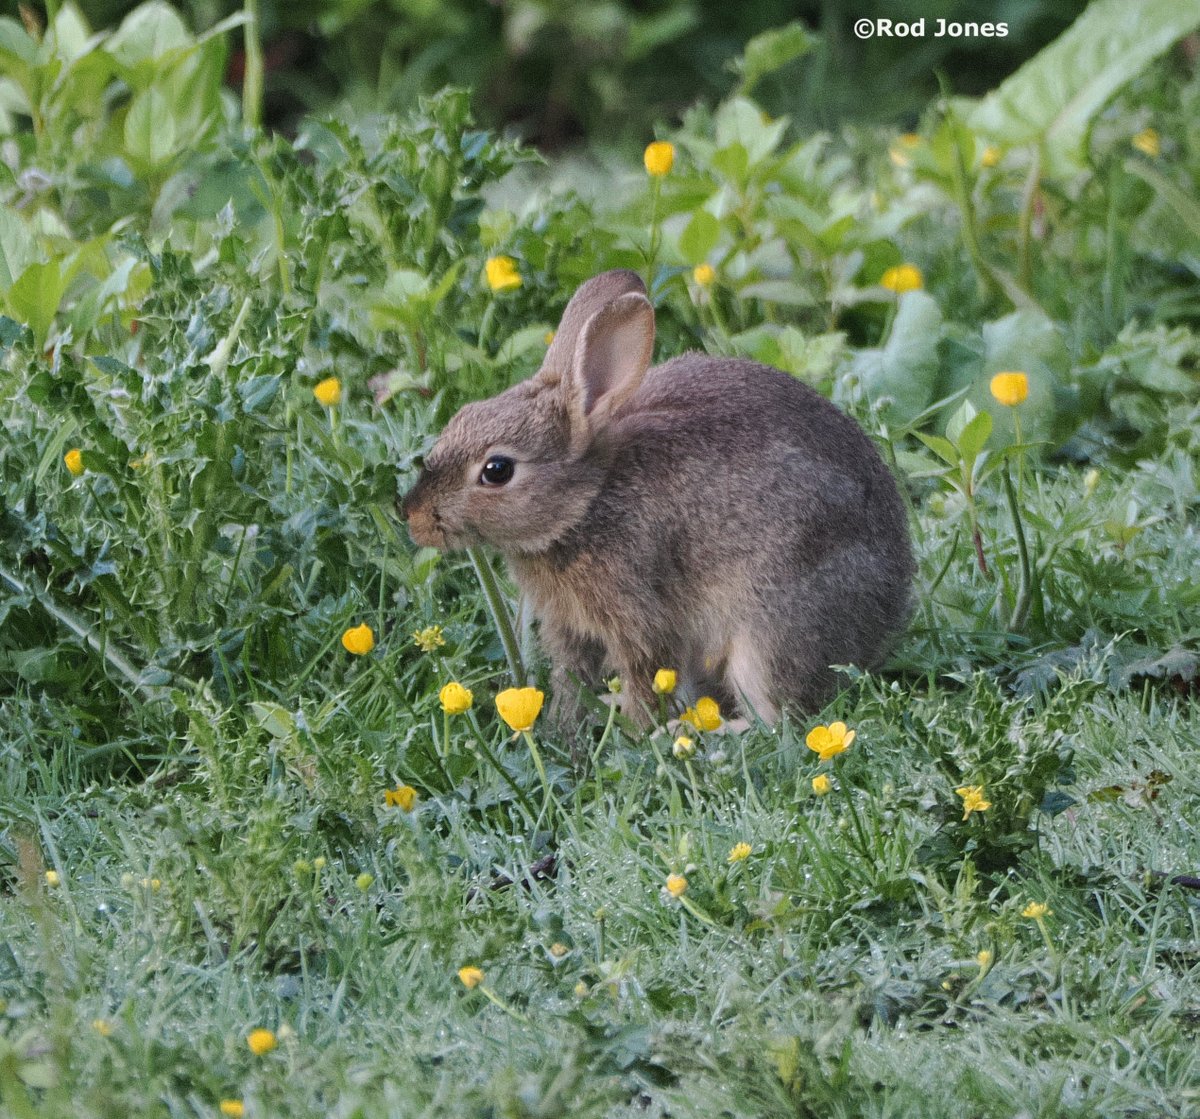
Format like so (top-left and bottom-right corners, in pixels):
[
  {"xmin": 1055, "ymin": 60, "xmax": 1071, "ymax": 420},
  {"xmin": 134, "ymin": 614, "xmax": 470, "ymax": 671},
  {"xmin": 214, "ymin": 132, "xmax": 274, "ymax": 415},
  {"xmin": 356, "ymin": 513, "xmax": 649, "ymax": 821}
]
[{"xmin": 398, "ymin": 481, "xmax": 446, "ymax": 549}]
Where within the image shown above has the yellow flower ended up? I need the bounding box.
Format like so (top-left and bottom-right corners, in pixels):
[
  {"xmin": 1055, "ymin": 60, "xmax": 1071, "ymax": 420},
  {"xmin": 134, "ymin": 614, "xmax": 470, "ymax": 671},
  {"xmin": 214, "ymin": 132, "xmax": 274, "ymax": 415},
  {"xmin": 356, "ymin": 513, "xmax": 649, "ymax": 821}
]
[
  {"xmin": 1022, "ymin": 901, "xmax": 1050, "ymax": 920},
  {"xmin": 63, "ymin": 448, "xmax": 84, "ymax": 476},
  {"xmin": 665, "ymin": 873, "xmax": 688, "ymax": 898},
  {"xmin": 44, "ymin": 870, "xmax": 60, "ymax": 887},
  {"xmin": 643, "ymin": 140, "xmax": 675, "ymax": 177},
  {"xmin": 219, "ymin": 1102, "xmax": 245, "ymax": 1118},
  {"xmin": 727, "ymin": 842, "xmax": 752, "ymax": 864},
  {"xmin": 980, "ymin": 145, "xmax": 1001, "ymax": 168},
  {"xmin": 139, "ymin": 877, "xmax": 162, "ymax": 891},
  {"xmin": 680, "ymin": 696, "xmax": 722, "ymax": 732},
  {"xmin": 672, "ymin": 735, "xmax": 695, "ymax": 760},
  {"xmin": 412, "ymin": 625, "xmax": 446, "ymax": 653},
  {"xmin": 543, "ymin": 330, "xmax": 555, "ymax": 346},
  {"xmin": 976, "ymin": 949, "xmax": 993, "ymax": 969},
  {"xmin": 880, "ymin": 264, "xmax": 923, "ymax": 294},
  {"xmin": 385, "ymin": 783, "xmax": 417, "ymax": 810},
  {"xmin": 549, "ymin": 942, "xmax": 569, "ymax": 959},
  {"xmin": 812, "ymin": 773, "xmax": 832, "ymax": 796},
  {"xmin": 806, "ymin": 721, "xmax": 856, "ymax": 762},
  {"xmin": 341, "ymin": 623, "xmax": 375, "ymax": 655},
  {"xmin": 458, "ymin": 965, "xmax": 484, "ymax": 989},
  {"xmin": 888, "ymin": 132, "xmax": 920, "ymax": 167},
  {"xmin": 439, "ymin": 681, "xmax": 473, "ymax": 715},
  {"xmin": 91, "ymin": 1018, "xmax": 113, "ymax": 1037},
  {"xmin": 383, "ymin": 789, "xmax": 412, "ymax": 816},
  {"xmin": 956, "ymin": 784, "xmax": 992, "ymax": 820},
  {"xmin": 355, "ymin": 872, "xmax": 374, "ymax": 891},
  {"xmin": 484, "ymin": 255, "xmax": 522, "ymax": 293},
  {"xmin": 990, "ymin": 371, "xmax": 1029, "ymax": 407},
  {"xmin": 1131, "ymin": 127, "xmax": 1160, "ymax": 158},
  {"xmin": 246, "ymin": 1028, "xmax": 277, "ymax": 1055},
  {"xmin": 312, "ymin": 857, "xmax": 326, "ymax": 871},
  {"xmin": 652, "ymin": 668, "xmax": 677, "ymax": 695},
  {"xmin": 313, "ymin": 377, "xmax": 341, "ymax": 407},
  {"xmin": 692, "ymin": 263, "xmax": 716, "ymax": 287},
  {"xmin": 495, "ymin": 686, "xmax": 544, "ymax": 732}
]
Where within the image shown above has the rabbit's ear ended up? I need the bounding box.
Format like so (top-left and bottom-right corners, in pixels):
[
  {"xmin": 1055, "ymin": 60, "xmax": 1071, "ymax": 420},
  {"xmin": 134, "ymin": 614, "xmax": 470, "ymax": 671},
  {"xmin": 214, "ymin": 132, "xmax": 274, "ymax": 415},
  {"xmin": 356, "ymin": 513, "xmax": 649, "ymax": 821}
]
[
  {"xmin": 569, "ymin": 292, "xmax": 655, "ymax": 427},
  {"xmin": 543, "ymin": 270, "xmax": 646, "ymax": 381}
]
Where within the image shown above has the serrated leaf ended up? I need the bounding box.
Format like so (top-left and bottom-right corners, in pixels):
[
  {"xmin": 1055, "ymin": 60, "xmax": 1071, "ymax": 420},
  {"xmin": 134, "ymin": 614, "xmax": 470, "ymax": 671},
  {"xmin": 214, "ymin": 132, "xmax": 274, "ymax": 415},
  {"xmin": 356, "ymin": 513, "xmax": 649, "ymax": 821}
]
[{"xmin": 967, "ymin": 0, "xmax": 1200, "ymax": 177}]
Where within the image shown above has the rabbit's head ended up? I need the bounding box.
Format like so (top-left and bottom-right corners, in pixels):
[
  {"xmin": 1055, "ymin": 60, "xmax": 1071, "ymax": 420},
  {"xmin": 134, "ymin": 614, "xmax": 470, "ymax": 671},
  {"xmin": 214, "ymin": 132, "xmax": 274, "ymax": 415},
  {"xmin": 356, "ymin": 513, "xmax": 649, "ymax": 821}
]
[{"xmin": 401, "ymin": 269, "xmax": 654, "ymax": 555}]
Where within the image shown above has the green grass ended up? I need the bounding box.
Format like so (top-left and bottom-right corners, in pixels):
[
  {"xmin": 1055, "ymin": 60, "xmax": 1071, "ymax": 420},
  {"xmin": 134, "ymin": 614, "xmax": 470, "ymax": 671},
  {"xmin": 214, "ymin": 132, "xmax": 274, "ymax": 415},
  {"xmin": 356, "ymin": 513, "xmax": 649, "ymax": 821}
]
[{"xmin": 3, "ymin": 4, "xmax": 1200, "ymax": 1116}]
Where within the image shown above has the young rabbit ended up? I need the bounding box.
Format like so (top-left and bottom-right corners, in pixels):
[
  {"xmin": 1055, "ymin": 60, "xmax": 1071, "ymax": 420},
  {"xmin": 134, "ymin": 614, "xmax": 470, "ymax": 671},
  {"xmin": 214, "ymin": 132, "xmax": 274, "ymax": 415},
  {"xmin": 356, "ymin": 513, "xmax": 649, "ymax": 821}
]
[{"xmin": 401, "ymin": 269, "xmax": 914, "ymax": 728}]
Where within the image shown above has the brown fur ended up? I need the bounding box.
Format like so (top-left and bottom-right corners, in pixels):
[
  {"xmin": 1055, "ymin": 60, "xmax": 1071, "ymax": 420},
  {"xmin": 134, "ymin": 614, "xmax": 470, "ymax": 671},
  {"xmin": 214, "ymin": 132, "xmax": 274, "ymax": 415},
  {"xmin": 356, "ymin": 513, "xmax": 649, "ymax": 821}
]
[{"xmin": 400, "ymin": 270, "xmax": 914, "ymax": 727}]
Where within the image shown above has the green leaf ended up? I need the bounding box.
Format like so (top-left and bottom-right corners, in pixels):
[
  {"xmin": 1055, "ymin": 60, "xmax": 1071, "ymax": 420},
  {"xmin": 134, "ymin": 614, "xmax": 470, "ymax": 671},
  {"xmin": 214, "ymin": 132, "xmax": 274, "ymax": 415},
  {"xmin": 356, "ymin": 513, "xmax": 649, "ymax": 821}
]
[
  {"xmin": 1124, "ymin": 159, "xmax": 1200, "ymax": 245},
  {"xmin": 714, "ymin": 97, "xmax": 786, "ymax": 166},
  {"xmin": 731, "ymin": 22, "xmax": 816, "ymax": 95},
  {"xmin": 967, "ymin": 0, "xmax": 1200, "ymax": 177},
  {"xmin": 6, "ymin": 260, "xmax": 67, "ymax": 346},
  {"xmin": 0, "ymin": 17, "xmax": 38, "ymax": 68},
  {"xmin": 957, "ymin": 410, "xmax": 993, "ymax": 464},
  {"xmin": 843, "ymin": 291, "xmax": 943, "ymax": 427},
  {"xmin": 0, "ymin": 206, "xmax": 37, "ymax": 291},
  {"xmin": 107, "ymin": 1, "xmax": 190, "ymax": 70},
  {"xmin": 678, "ymin": 210, "xmax": 720, "ymax": 266},
  {"xmin": 915, "ymin": 432, "xmax": 959, "ymax": 467},
  {"xmin": 123, "ymin": 87, "xmax": 178, "ymax": 172}
]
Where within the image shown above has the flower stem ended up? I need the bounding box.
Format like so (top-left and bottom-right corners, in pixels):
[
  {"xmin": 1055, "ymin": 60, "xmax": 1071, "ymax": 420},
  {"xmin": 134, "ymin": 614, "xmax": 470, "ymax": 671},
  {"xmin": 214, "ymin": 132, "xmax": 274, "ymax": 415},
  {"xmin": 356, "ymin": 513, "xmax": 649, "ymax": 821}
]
[
  {"xmin": 467, "ymin": 722, "xmax": 538, "ymax": 822},
  {"xmin": 242, "ymin": 0, "xmax": 264, "ymax": 133},
  {"xmin": 478, "ymin": 985, "xmax": 529, "ymax": 1024},
  {"xmin": 523, "ymin": 729, "xmax": 558, "ymax": 829},
  {"xmin": 1001, "ymin": 463, "xmax": 1033, "ymax": 632},
  {"xmin": 837, "ymin": 766, "xmax": 873, "ymax": 863}
]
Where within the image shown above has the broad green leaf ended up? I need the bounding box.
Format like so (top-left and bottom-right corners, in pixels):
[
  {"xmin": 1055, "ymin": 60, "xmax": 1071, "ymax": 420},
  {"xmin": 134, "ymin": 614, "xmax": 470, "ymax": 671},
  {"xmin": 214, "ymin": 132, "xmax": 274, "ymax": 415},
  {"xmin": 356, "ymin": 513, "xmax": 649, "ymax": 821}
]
[
  {"xmin": 626, "ymin": 7, "xmax": 698, "ymax": 61},
  {"xmin": 123, "ymin": 87, "xmax": 178, "ymax": 171},
  {"xmin": 0, "ymin": 206, "xmax": 37, "ymax": 290},
  {"xmin": 957, "ymin": 410, "xmax": 993, "ymax": 464},
  {"xmin": 0, "ymin": 17, "xmax": 38, "ymax": 67},
  {"xmin": 967, "ymin": 0, "xmax": 1200, "ymax": 177},
  {"xmin": 714, "ymin": 97, "xmax": 787, "ymax": 165},
  {"xmin": 678, "ymin": 210, "xmax": 720, "ymax": 265},
  {"xmin": 496, "ymin": 324, "xmax": 553, "ymax": 365},
  {"xmin": 732, "ymin": 22, "xmax": 816, "ymax": 95},
  {"xmin": 47, "ymin": 3, "xmax": 97, "ymax": 64},
  {"xmin": 107, "ymin": 1, "xmax": 190, "ymax": 69},
  {"xmin": 6, "ymin": 260, "xmax": 67, "ymax": 346},
  {"xmin": 915, "ymin": 431, "xmax": 959, "ymax": 467},
  {"xmin": 843, "ymin": 291, "xmax": 943, "ymax": 427}
]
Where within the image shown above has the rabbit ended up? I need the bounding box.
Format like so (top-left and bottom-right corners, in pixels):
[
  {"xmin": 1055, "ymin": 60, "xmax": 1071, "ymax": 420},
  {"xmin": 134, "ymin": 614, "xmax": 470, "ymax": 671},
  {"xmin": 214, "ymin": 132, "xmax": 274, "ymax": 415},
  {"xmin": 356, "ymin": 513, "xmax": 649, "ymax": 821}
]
[{"xmin": 401, "ymin": 269, "xmax": 914, "ymax": 730}]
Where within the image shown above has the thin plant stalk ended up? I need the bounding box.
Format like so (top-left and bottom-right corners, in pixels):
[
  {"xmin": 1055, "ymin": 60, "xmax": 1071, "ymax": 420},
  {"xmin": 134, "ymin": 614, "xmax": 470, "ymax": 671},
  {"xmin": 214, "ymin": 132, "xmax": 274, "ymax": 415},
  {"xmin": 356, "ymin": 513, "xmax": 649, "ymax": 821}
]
[
  {"xmin": 467, "ymin": 547, "xmax": 525, "ymax": 685},
  {"xmin": 1002, "ymin": 463, "xmax": 1033, "ymax": 632},
  {"xmin": 242, "ymin": 0, "xmax": 264, "ymax": 132}
]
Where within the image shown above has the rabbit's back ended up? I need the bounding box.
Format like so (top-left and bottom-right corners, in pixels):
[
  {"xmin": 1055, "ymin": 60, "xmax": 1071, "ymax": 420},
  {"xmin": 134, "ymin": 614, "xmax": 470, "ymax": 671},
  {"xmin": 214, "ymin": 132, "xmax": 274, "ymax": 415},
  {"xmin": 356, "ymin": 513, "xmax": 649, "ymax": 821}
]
[{"xmin": 602, "ymin": 354, "xmax": 908, "ymax": 554}]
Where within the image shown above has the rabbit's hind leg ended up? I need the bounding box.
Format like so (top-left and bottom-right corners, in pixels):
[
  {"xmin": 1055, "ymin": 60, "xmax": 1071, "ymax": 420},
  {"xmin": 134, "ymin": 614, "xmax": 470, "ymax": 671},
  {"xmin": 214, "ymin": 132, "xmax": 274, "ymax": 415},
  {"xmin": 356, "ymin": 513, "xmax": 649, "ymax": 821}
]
[{"xmin": 725, "ymin": 632, "xmax": 779, "ymax": 724}]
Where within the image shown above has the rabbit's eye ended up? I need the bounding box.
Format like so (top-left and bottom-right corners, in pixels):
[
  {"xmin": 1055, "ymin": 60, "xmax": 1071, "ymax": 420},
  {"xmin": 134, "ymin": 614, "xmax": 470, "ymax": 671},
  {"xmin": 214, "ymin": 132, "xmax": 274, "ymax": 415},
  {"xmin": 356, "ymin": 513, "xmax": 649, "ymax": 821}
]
[{"xmin": 480, "ymin": 456, "xmax": 515, "ymax": 486}]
